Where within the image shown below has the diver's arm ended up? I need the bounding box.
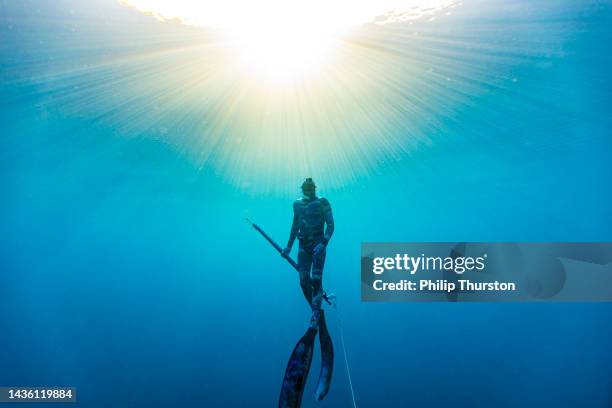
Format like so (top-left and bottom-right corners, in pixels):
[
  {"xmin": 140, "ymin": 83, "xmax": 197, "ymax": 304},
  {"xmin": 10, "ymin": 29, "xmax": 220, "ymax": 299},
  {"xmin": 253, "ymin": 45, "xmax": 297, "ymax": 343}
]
[
  {"xmin": 285, "ymin": 203, "xmax": 299, "ymax": 252},
  {"xmin": 322, "ymin": 198, "xmax": 334, "ymax": 245}
]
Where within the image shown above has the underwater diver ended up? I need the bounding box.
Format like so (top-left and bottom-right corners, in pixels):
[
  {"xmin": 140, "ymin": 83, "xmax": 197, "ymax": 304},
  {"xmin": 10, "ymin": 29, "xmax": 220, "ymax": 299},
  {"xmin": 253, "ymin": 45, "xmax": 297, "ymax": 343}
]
[
  {"xmin": 245, "ymin": 179, "xmax": 336, "ymax": 407},
  {"xmin": 279, "ymin": 178, "xmax": 335, "ymax": 408},
  {"xmin": 282, "ymin": 178, "xmax": 334, "ymax": 327}
]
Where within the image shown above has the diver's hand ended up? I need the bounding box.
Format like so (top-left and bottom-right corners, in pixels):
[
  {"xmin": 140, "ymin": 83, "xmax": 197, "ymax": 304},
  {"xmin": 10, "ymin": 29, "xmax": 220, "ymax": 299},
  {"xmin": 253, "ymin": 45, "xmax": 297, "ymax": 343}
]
[
  {"xmin": 282, "ymin": 247, "xmax": 291, "ymax": 256},
  {"xmin": 313, "ymin": 242, "xmax": 326, "ymax": 256}
]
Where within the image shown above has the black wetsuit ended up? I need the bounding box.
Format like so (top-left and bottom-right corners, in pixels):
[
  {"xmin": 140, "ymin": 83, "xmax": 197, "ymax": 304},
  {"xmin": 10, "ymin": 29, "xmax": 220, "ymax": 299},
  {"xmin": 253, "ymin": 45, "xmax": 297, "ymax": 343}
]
[{"xmin": 286, "ymin": 195, "xmax": 334, "ymax": 310}]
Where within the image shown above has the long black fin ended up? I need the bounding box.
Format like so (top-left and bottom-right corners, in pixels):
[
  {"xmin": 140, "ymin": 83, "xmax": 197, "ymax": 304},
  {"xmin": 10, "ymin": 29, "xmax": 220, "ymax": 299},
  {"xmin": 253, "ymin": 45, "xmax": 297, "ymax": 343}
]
[
  {"xmin": 278, "ymin": 327, "xmax": 317, "ymax": 408},
  {"xmin": 315, "ymin": 309, "xmax": 334, "ymax": 401}
]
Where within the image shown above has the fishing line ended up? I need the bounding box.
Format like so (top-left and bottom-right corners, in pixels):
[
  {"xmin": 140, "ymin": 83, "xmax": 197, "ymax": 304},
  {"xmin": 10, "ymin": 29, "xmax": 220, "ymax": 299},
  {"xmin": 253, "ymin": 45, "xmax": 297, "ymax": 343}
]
[{"xmin": 329, "ymin": 297, "xmax": 358, "ymax": 408}]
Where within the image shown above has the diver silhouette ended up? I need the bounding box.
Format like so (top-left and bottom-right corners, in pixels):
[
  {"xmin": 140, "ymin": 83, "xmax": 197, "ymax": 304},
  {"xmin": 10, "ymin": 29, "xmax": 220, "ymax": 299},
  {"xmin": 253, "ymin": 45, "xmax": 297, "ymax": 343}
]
[
  {"xmin": 283, "ymin": 178, "xmax": 334, "ymax": 327},
  {"xmin": 245, "ymin": 179, "xmax": 336, "ymax": 407}
]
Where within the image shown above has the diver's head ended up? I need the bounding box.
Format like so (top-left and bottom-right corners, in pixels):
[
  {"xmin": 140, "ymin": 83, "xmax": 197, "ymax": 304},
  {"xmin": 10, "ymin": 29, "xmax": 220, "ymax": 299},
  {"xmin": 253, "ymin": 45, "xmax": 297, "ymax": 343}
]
[{"xmin": 301, "ymin": 178, "xmax": 317, "ymax": 198}]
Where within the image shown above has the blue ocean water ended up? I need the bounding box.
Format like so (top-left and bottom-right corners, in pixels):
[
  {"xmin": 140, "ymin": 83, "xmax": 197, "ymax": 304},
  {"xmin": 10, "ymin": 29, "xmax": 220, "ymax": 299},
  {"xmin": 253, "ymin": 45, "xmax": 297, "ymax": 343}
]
[{"xmin": 1, "ymin": 0, "xmax": 611, "ymax": 406}]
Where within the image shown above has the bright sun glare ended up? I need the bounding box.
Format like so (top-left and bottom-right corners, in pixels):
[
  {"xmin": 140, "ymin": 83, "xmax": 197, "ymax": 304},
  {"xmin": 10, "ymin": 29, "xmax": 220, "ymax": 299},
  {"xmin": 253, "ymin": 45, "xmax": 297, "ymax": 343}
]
[
  {"xmin": 120, "ymin": 0, "xmax": 456, "ymax": 82},
  {"xmin": 226, "ymin": 15, "xmax": 341, "ymax": 82}
]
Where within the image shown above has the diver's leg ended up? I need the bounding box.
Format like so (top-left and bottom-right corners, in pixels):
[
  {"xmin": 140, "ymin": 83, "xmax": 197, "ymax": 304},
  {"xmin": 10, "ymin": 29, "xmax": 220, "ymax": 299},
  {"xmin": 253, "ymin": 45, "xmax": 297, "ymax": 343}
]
[
  {"xmin": 297, "ymin": 246, "xmax": 313, "ymax": 305},
  {"xmin": 311, "ymin": 245, "xmax": 327, "ymax": 311}
]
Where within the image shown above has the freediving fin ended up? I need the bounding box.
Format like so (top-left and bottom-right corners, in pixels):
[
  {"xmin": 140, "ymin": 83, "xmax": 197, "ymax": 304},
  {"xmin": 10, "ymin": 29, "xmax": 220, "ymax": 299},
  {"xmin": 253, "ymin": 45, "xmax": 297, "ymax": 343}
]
[
  {"xmin": 278, "ymin": 327, "xmax": 317, "ymax": 408},
  {"xmin": 314, "ymin": 309, "xmax": 334, "ymax": 401}
]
